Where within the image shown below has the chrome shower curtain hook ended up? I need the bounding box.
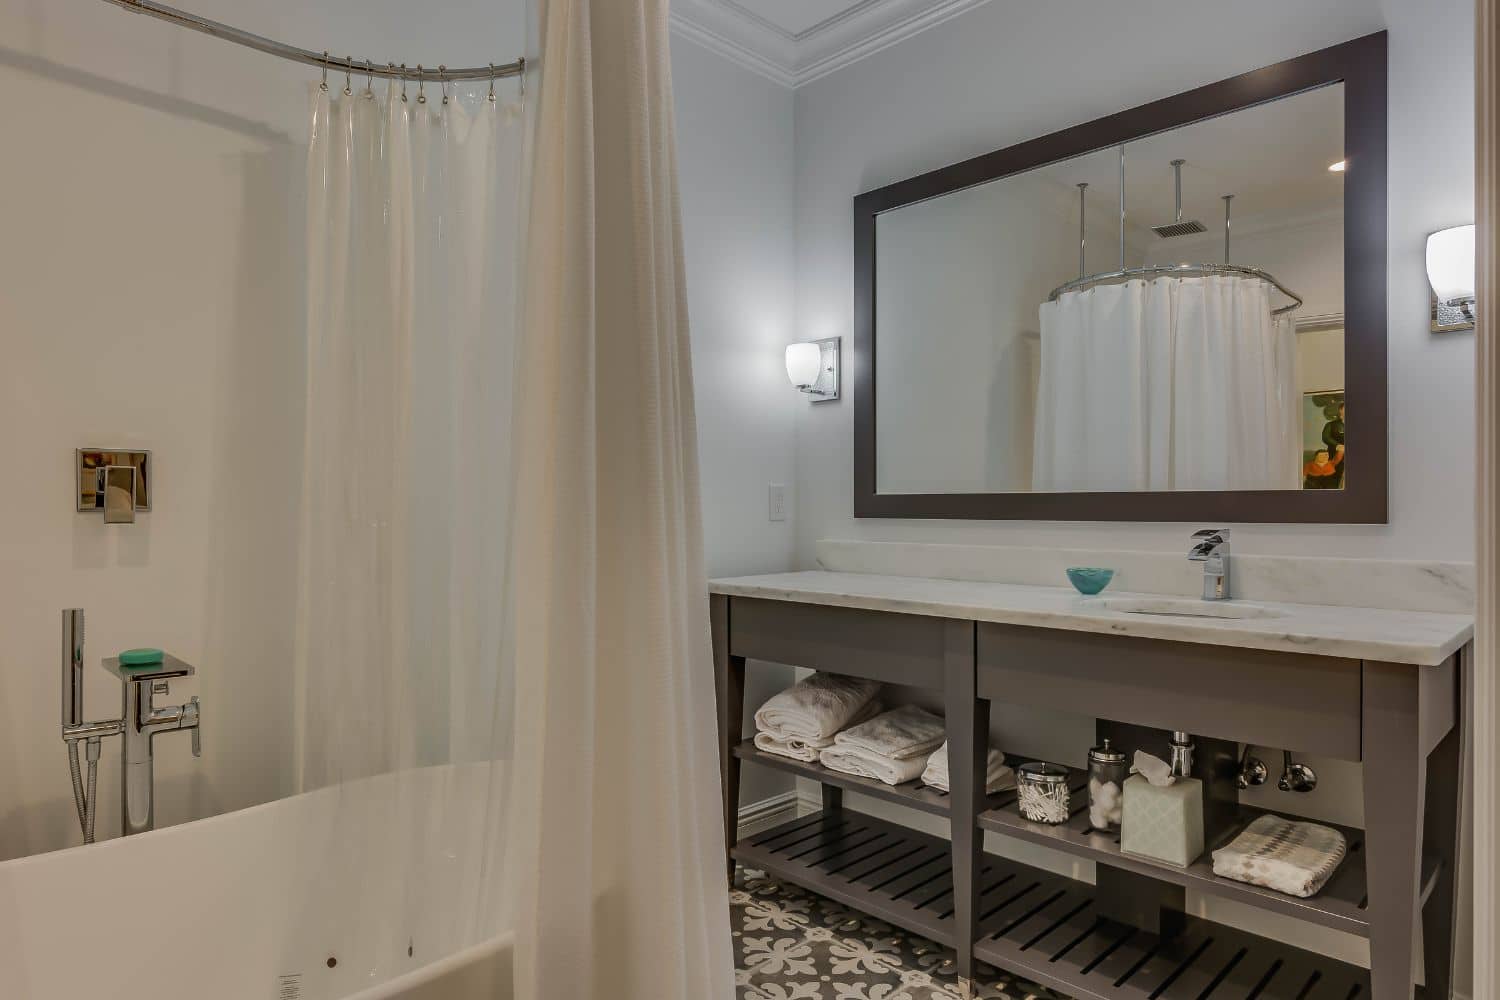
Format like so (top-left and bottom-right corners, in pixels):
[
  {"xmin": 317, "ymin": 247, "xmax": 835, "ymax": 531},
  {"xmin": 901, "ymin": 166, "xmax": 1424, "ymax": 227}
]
[
  {"xmin": 400, "ymin": 64, "xmax": 409, "ymax": 102},
  {"xmin": 364, "ymin": 60, "xmax": 375, "ymax": 98},
  {"xmin": 319, "ymin": 51, "xmax": 329, "ymax": 92},
  {"xmin": 488, "ymin": 64, "xmax": 497, "ymax": 103},
  {"xmin": 416, "ymin": 65, "xmax": 426, "ymax": 104},
  {"xmin": 343, "ymin": 56, "xmax": 353, "ymax": 96},
  {"xmin": 439, "ymin": 65, "xmax": 449, "ymax": 105}
]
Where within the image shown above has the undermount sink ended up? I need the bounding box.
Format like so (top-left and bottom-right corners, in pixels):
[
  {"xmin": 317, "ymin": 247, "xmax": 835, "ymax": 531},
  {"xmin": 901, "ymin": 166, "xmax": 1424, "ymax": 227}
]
[{"xmin": 1084, "ymin": 596, "xmax": 1289, "ymax": 620}]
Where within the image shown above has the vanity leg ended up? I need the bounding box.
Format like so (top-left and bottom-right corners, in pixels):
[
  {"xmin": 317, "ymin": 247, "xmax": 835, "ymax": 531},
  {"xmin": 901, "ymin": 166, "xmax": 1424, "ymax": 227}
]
[
  {"xmin": 711, "ymin": 594, "xmax": 746, "ymax": 884},
  {"xmin": 1363, "ymin": 661, "xmax": 1423, "ymax": 1000},
  {"xmin": 1419, "ymin": 654, "xmax": 1465, "ymax": 1000},
  {"xmin": 943, "ymin": 620, "xmax": 983, "ymax": 990},
  {"xmin": 821, "ymin": 784, "xmax": 843, "ymax": 813}
]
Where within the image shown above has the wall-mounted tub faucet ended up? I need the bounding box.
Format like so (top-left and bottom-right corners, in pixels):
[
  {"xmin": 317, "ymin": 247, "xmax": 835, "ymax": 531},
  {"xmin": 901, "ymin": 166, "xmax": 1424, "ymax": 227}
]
[
  {"xmin": 58, "ymin": 609, "xmax": 202, "ymax": 841},
  {"xmin": 1187, "ymin": 528, "xmax": 1231, "ymax": 600}
]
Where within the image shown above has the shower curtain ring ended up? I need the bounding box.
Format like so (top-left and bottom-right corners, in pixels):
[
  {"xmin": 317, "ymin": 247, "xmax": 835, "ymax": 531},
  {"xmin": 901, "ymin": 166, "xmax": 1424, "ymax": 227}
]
[
  {"xmin": 320, "ymin": 51, "xmax": 329, "ymax": 92},
  {"xmin": 488, "ymin": 64, "xmax": 497, "ymax": 103},
  {"xmin": 400, "ymin": 64, "xmax": 409, "ymax": 102},
  {"xmin": 343, "ymin": 56, "xmax": 353, "ymax": 97},
  {"xmin": 439, "ymin": 65, "xmax": 449, "ymax": 105},
  {"xmin": 365, "ymin": 60, "xmax": 375, "ymax": 98},
  {"xmin": 416, "ymin": 65, "xmax": 426, "ymax": 104}
]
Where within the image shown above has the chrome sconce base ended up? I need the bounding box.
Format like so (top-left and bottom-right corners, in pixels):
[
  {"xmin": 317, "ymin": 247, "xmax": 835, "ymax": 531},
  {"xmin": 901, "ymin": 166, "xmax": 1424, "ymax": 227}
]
[
  {"xmin": 788, "ymin": 337, "xmax": 841, "ymax": 402},
  {"xmin": 1431, "ymin": 294, "xmax": 1476, "ymax": 334}
]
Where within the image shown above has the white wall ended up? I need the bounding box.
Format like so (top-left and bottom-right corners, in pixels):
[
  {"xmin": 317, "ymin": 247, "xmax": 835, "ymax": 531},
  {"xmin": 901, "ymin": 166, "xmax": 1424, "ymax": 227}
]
[
  {"xmin": 670, "ymin": 34, "xmax": 800, "ymax": 810},
  {"xmin": 792, "ymin": 0, "xmax": 1476, "ymax": 562}
]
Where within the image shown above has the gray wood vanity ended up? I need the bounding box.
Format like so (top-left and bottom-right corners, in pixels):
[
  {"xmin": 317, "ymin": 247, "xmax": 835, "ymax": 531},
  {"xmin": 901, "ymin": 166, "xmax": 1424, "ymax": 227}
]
[{"xmin": 710, "ymin": 572, "xmax": 1472, "ymax": 1000}]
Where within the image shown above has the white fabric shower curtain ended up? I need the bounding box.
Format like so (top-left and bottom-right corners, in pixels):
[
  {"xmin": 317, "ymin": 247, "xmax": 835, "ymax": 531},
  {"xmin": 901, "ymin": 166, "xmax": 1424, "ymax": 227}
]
[
  {"xmin": 1033, "ymin": 274, "xmax": 1301, "ymax": 491},
  {"xmin": 507, "ymin": 0, "xmax": 735, "ymax": 998}
]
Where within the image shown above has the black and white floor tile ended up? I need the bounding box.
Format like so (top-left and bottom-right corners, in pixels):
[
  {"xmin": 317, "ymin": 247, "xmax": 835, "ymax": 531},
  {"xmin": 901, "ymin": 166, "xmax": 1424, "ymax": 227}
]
[{"xmin": 731, "ymin": 869, "xmax": 1073, "ymax": 1000}]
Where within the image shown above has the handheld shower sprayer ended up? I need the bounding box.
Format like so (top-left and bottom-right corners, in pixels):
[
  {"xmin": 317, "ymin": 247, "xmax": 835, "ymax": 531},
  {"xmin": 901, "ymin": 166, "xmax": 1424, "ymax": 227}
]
[{"xmin": 59, "ymin": 609, "xmax": 122, "ymax": 844}]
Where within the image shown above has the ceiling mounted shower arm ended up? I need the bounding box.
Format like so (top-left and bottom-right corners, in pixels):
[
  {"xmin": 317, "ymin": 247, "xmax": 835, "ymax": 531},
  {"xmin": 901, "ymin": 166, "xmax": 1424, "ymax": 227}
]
[
  {"xmin": 1076, "ymin": 182, "xmax": 1089, "ymax": 279},
  {"xmin": 1223, "ymin": 195, "xmax": 1234, "ymax": 264},
  {"xmin": 101, "ymin": 0, "xmax": 527, "ymax": 84},
  {"xmin": 1174, "ymin": 159, "xmax": 1184, "ymax": 224}
]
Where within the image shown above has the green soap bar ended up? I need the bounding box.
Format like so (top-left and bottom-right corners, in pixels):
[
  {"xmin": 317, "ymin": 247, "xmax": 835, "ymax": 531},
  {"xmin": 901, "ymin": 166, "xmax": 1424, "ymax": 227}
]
[{"xmin": 119, "ymin": 648, "xmax": 164, "ymax": 666}]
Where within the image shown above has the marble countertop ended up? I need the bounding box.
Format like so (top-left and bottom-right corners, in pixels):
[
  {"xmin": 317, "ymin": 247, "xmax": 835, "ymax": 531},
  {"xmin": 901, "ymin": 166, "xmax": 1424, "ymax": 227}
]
[{"xmin": 709, "ymin": 571, "xmax": 1473, "ymax": 666}]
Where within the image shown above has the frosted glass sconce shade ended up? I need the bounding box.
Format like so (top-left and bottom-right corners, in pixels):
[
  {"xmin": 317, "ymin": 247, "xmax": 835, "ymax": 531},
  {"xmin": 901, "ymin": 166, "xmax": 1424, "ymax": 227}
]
[
  {"xmin": 1426, "ymin": 225, "xmax": 1476, "ymax": 306},
  {"xmin": 785, "ymin": 338, "xmax": 840, "ymax": 401},
  {"xmin": 785, "ymin": 342, "xmax": 822, "ymax": 387}
]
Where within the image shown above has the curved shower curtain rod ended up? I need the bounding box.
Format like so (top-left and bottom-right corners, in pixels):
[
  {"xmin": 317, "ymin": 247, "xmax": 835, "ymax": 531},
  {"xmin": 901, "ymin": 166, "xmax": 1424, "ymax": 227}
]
[{"xmin": 102, "ymin": 0, "xmax": 526, "ymax": 84}]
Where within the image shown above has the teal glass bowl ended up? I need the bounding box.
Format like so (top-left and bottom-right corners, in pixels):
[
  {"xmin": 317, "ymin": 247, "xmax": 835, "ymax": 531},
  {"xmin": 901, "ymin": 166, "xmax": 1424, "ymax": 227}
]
[{"xmin": 1066, "ymin": 567, "xmax": 1115, "ymax": 595}]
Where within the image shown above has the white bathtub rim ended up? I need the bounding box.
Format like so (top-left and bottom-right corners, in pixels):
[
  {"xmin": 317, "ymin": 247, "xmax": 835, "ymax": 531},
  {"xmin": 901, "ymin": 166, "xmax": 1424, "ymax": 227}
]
[
  {"xmin": 345, "ymin": 931, "xmax": 514, "ymax": 1000},
  {"xmin": 0, "ymin": 759, "xmax": 503, "ymax": 874}
]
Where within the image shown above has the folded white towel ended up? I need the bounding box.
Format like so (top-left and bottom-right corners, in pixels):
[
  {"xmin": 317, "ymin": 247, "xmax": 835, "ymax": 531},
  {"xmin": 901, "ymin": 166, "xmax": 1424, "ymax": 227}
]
[
  {"xmin": 1211, "ymin": 814, "xmax": 1347, "ymax": 898},
  {"xmin": 920, "ymin": 742, "xmax": 1016, "ymax": 794},
  {"xmin": 753, "ymin": 673, "xmax": 882, "ymax": 742},
  {"xmin": 831, "ymin": 705, "xmax": 946, "ymax": 760},
  {"xmin": 819, "ymin": 745, "xmax": 929, "ymax": 786},
  {"xmin": 753, "ymin": 701, "xmax": 883, "ymax": 763}
]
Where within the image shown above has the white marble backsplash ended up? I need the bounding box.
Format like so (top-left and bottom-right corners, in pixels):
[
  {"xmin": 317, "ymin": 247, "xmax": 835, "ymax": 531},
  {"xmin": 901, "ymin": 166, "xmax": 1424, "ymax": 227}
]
[{"xmin": 814, "ymin": 539, "xmax": 1475, "ymax": 615}]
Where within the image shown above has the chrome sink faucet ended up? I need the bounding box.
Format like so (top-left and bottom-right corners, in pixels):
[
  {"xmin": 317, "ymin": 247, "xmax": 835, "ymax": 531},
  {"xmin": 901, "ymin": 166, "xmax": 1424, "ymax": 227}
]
[{"xmin": 1187, "ymin": 528, "xmax": 1231, "ymax": 600}]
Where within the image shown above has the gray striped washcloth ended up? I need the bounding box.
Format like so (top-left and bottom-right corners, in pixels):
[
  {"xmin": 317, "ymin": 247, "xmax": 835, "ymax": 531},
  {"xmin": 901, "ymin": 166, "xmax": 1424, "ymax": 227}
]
[{"xmin": 1210, "ymin": 814, "xmax": 1347, "ymax": 898}]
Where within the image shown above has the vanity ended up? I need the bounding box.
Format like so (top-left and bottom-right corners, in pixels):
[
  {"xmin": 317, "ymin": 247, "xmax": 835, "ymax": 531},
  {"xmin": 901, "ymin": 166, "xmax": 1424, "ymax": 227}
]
[{"xmin": 710, "ymin": 569, "xmax": 1471, "ymax": 1000}]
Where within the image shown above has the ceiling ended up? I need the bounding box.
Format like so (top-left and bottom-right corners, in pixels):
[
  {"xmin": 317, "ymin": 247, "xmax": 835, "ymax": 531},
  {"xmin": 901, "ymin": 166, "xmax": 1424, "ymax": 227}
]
[{"xmin": 669, "ymin": 0, "xmax": 994, "ymax": 88}]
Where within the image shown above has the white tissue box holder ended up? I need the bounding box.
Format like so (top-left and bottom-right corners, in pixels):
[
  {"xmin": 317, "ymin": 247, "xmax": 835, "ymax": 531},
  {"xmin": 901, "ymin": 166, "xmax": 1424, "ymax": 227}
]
[{"xmin": 1119, "ymin": 774, "xmax": 1204, "ymax": 868}]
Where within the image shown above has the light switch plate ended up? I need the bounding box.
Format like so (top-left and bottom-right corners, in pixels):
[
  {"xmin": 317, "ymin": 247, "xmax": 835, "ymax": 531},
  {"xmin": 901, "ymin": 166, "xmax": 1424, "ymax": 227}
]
[{"xmin": 768, "ymin": 484, "xmax": 787, "ymax": 522}]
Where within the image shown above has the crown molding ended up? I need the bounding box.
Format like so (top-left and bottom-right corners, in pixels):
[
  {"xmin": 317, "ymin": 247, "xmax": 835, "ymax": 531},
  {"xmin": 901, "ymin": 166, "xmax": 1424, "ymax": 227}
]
[
  {"xmin": 669, "ymin": 4, "xmax": 798, "ymax": 88},
  {"xmin": 670, "ymin": 0, "xmax": 994, "ymax": 89}
]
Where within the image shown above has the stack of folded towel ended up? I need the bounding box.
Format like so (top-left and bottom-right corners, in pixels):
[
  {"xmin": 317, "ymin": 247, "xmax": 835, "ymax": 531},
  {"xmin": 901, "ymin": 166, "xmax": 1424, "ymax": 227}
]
[
  {"xmin": 818, "ymin": 705, "xmax": 946, "ymax": 786},
  {"xmin": 920, "ymin": 742, "xmax": 1016, "ymax": 795},
  {"xmin": 753, "ymin": 672, "xmax": 882, "ymax": 763},
  {"xmin": 1210, "ymin": 814, "xmax": 1347, "ymax": 898}
]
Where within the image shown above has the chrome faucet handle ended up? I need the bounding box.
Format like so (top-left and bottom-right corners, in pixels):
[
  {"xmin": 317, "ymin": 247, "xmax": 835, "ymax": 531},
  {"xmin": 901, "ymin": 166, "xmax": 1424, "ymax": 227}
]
[
  {"xmin": 1188, "ymin": 527, "xmax": 1231, "ymax": 557},
  {"xmin": 186, "ymin": 696, "xmax": 201, "ymax": 757}
]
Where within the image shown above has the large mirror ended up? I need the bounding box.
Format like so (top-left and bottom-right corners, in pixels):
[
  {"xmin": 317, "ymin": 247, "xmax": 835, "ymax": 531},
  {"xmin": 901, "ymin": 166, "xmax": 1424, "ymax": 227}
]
[{"xmin": 854, "ymin": 34, "xmax": 1386, "ymax": 522}]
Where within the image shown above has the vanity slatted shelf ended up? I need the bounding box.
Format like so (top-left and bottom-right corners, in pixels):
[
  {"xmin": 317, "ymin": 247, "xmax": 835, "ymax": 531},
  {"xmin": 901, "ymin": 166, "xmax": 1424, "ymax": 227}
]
[{"xmin": 710, "ymin": 575, "xmax": 1470, "ymax": 1000}]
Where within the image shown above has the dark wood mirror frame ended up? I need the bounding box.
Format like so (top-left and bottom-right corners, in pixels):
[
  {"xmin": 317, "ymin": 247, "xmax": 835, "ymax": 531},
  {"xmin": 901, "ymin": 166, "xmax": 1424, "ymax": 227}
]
[{"xmin": 853, "ymin": 32, "xmax": 1387, "ymax": 523}]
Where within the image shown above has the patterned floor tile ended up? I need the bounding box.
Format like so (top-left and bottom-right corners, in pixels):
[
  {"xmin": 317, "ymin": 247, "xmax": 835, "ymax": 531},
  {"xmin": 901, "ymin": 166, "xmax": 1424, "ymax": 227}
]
[{"xmin": 732, "ymin": 869, "xmax": 1073, "ymax": 1000}]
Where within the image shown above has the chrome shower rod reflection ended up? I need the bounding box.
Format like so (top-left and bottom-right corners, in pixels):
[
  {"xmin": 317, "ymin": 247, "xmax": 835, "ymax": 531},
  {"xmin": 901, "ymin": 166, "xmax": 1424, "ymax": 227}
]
[{"xmin": 101, "ymin": 0, "xmax": 526, "ymax": 84}]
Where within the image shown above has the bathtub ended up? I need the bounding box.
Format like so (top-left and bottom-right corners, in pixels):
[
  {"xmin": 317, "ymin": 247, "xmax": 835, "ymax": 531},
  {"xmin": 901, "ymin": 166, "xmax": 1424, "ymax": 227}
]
[{"xmin": 0, "ymin": 763, "xmax": 512, "ymax": 1000}]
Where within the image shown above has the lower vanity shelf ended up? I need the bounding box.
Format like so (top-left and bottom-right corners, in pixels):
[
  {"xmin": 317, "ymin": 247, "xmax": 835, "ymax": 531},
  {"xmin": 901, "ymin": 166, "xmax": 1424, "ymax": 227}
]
[{"xmin": 735, "ymin": 808, "xmax": 1371, "ymax": 1000}]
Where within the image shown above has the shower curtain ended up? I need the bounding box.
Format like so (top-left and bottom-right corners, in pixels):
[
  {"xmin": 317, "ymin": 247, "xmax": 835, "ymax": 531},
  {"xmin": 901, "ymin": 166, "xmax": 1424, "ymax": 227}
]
[
  {"xmin": 1032, "ymin": 274, "xmax": 1302, "ymax": 491},
  {"xmin": 507, "ymin": 0, "xmax": 735, "ymax": 998},
  {"xmin": 293, "ymin": 75, "xmax": 527, "ymax": 984},
  {"xmin": 294, "ymin": 2, "xmax": 733, "ymax": 997}
]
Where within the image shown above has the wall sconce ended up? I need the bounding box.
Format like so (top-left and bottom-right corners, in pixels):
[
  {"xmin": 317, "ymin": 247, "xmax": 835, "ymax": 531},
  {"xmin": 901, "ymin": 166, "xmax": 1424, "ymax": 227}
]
[
  {"xmin": 1427, "ymin": 224, "xmax": 1476, "ymax": 333},
  {"xmin": 785, "ymin": 338, "xmax": 840, "ymax": 401}
]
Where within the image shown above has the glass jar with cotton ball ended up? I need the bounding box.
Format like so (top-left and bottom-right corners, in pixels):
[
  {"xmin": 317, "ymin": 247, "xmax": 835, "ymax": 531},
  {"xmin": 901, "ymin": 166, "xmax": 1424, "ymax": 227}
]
[{"xmin": 1087, "ymin": 739, "xmax": 1127, "ymax": 829}]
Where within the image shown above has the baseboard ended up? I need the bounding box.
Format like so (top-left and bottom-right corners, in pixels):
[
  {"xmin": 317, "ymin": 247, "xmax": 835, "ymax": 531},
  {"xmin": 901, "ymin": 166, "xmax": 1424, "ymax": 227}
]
[{"xmin": 736, "ymin": 791, "xmax": 803, "ymax": 838}]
